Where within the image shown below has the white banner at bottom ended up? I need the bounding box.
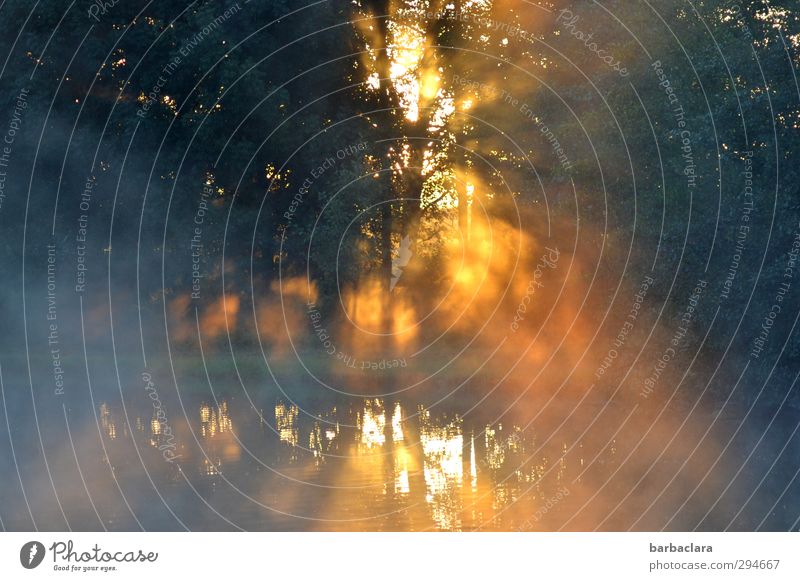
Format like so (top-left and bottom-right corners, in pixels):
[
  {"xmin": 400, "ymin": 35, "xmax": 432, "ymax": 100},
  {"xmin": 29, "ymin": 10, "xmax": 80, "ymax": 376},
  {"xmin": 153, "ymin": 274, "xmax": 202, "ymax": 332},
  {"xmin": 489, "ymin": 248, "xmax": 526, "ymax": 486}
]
[{"xmin": 0, "ymin": 532, "xmax": 797, "ymax": 580}]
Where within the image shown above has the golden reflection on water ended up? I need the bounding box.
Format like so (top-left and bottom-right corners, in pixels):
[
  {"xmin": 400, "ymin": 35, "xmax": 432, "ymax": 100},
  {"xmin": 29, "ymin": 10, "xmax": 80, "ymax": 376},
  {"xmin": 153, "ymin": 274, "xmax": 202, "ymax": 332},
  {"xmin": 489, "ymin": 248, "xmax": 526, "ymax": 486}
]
[
  {"xmin": 274, "ymin": 401, "xmax": 298, "ymax": 448},
  {"xmin": 359, "ymin": 398, "xmax": 387, "ymax": 450},
  {"xmin": 99, "ymin": 403, "xmax": 116, "ymax": 440},
  {"xmin": 394, "ymin": 444, "xmax": 411, "ymax": 495},
  {"xmin": 392, "ymin": 402, "xmax": 404, "ymax": 442},
  {"xmin": 419, "ymin": 409, "xmax": 464, "ymax": 530},
  {"xmin": 96, "ymin": 396, "xmax": 603, "ymax": 530},
  {"xmin": 200, "ymin": 401, "xmax": 232, "ymax": 439}
]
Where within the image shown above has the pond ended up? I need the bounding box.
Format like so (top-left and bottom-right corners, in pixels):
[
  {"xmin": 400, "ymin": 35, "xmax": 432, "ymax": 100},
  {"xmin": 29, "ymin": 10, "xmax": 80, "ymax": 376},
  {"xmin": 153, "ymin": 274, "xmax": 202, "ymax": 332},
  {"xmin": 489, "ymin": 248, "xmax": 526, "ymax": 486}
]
[{"xmin": 1, "ymin": 368, "xmax": 795, "ymax": 532}]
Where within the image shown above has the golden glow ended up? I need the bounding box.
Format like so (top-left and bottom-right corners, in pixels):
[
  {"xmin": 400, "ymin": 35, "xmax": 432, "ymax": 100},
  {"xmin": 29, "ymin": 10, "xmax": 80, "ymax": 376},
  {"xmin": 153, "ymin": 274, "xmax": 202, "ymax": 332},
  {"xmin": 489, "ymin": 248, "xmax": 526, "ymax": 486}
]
[
  {"xmin": 200, "ymin": 401, "xmax": 232, "ymax": 439},
  {"xmin": 428, "ymin": 93, "xmax": 455, "ymax": 133},
  {"xmin": 309, "ymin": 422, "xmax": 324, "ymax": 459},
  {"xmin": 161, "ymin": 95, "xmax": 176, "ymax": 113},
  {"xmin": 350, "ymin": 0, "xmax": 502, "ymax": 214},
  {"xmin": 420, "ymin": 70, "xmax": 440, "ymax": 101},
  {"xmin": 341, "ymin": 277, "xmax": 418, "ymax": 347},
  {"xmin": 366, "ymin": 72, "xmax": 380, "ymax": 90},
  {"xmin": 391, "ymin": 402, "xmax": 404, "ymax": 442},
  {"xmin": 200, "ymin": 295, "xmax": 240, "ymax": 340},
  {"xmin": 470, "ymin": 435, "xmax": 478, "ymax": 491},
  {"xmin": 485, "ymin": 426, "xmax": 505, "ymax": 470},
  {"xmin": 275, "ymin": 402, "xmax": 299, "ymax": 447},
  {"xmin": 419, "ymin": 409, "xmax": 464, "ymax": 530},
  {"xmin": 387, "ymin": 21, "xmax": 425, "ymax": 122},
  {"xmin": 96, "ymin": 394, "xmax": 605, "ymax": 529},
  {"xmin": 359, "ymin": 399, "xmax": 386, "ymax": 449},
  {"xmin": 394, "ymin": 445, "xmax": 411, "ymax": 495}
]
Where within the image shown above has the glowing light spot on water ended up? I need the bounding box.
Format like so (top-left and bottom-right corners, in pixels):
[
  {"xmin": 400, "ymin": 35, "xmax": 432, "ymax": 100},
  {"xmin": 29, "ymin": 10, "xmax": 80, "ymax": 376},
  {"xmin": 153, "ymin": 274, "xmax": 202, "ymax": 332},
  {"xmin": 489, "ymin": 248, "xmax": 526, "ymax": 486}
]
[
  {"xmin": 275, "ymin": 402, "xmax": 299, "ymax": 447},
  {"xmin": 359, "ymin": 399, "xmax": 386, "ymax": 449},
  {"xmin": 392, "ymin": 402, "xmax": 404, "ymax": 442}
]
